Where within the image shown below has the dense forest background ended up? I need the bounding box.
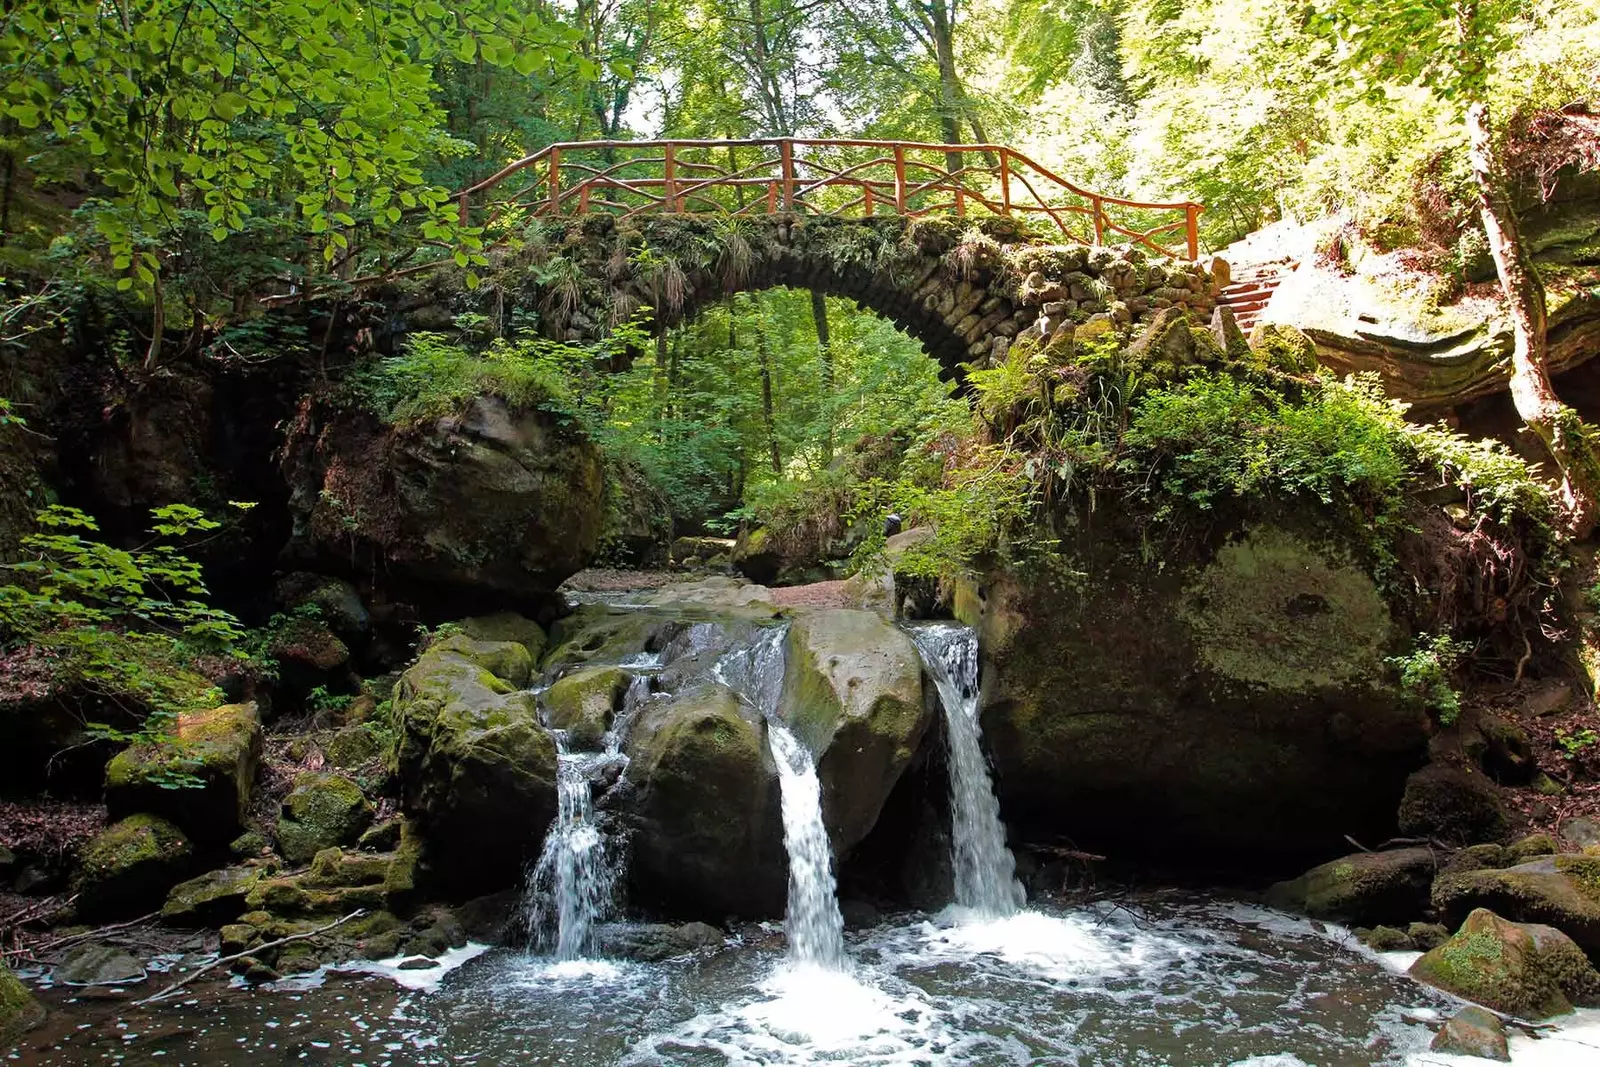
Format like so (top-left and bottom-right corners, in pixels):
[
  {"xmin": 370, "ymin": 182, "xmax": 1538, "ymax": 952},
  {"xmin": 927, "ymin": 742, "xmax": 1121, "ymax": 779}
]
[{"xmin": 1, "ymin": 0, "xmax": 1597, "ymax": 536}]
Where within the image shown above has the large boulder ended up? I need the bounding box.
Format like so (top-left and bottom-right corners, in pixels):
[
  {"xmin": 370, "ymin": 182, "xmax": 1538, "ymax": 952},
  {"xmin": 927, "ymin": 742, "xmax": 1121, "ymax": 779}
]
[
  {"xmin": 282, "ymin": 395, "xmax": 605, "ymax": 614},
  {"xmin": 545, "ymin": 667, "xmax": 628, "ymax": 750},
  {"xmin": 1397, "ymin": 763, "xmax": 1512, "ymax": 844},
  {"xmin": 777, "ymin": 610, "xmax": 929, "ymax": 855},
  {"xmin": 73, "ymin": 814, "xmax": 193, "ymax": 920},
  {"xmin": 1410, "ymin": 908, "xmax": 1600, "ymax": 1019},
  {"xmin": 162, "ymin": 864, "xmax": 270, "ymax": 925},
  {"xmin": 1432, "ymin": 855, "xmax": 1600, "ymax": 957},
  {"xmin": 0, "ymin": 958, "xmax": 43, "ymax": 1047},
  {"xmin": 105, "ymin": 702, "xmax": 263, "ymax": 845},
  {"xmin": 276, "ymin": 772, "xmax": 373, "ymax": 864},
  {"xmin": 392, "ymin": 637, "xmax": 558, "ymax": 893},
  {"xmin": 1265, "ymin": 847, "xmax": 1437, "ymax": 925},
  {"xmin": 977, "ymin": 520, "xmax": 1427, "ymax": 867},
  {"xmin": 623, "ymin": 682, "xmax": 785, "ymax": 918}
]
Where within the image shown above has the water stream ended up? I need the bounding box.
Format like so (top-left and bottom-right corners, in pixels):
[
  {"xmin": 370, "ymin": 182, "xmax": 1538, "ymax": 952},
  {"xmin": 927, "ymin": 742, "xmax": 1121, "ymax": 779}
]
[{"xmin": 908, "ymin": 621, "xmax": 1026, "ymax": 917}]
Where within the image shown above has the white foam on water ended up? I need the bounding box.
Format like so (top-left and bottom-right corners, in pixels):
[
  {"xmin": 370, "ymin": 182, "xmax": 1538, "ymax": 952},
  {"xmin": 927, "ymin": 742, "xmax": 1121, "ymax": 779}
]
[
  {"xmin": 1405, "ymin": 1007, "xmax": 1600, "ymax": 1067},
  {"xmin": 335, "ymin": 942, "xmax": 493, "ymax": 992},
  {"xmin": 1229, "ymin": 1056, "xmax": 1315, "ymax": 1066},
  {"xmin": 485, "ymin": 955, "xmax": 639, "ymax": 990}
]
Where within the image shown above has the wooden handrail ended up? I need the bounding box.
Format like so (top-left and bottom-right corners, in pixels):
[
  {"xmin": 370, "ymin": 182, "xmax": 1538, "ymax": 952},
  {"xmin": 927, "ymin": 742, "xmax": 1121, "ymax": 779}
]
[{"xmin": 454, "ymin": 137, "xmax": 1204, "ymax": 260}]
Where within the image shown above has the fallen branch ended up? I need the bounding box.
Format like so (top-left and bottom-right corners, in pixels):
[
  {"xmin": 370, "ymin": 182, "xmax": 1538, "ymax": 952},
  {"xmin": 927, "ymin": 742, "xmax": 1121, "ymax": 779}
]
[
  {"xmin": 0, "ymin": 894, "xmax": 79, "ymax": 938},
  {"xmin": 133, "ymin": 909, "xmax": 367, "ymax": 1007},
  {"xmin": 22, "ymin": 911, "xmax": 160, "ymax": 957}
]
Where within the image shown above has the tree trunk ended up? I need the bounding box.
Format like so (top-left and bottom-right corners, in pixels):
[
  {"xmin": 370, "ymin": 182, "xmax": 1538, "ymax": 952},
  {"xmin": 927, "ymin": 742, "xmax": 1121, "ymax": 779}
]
[
  {"xmin": 929, "ymin": 1, "xmax": 965, "ymax": 174},
  {"xmin": 1468, "ymin": 100, "xmax": 1600, "ymax": 537},
  {"xmin": 811, "ymin": 288, "xmax": 834, "ymax": 466},
  {"xmin": 756, "ymin": 312, "xmax": 781, "ymax": 476}
]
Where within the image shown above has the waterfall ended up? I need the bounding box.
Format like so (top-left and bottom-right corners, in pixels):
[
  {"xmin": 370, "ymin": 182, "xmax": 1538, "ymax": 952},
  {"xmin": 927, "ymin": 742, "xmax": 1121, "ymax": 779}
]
[
  {"xmin": 767, "ymin": 720, "xmax": 847, "ymax": 969},
  {"xmin": 907, "ymin": 622, "xmax": 1025, "ymax": 917},
  {"xmin": 716, "ymin": 626, "xmax": 847, "ymax": 970},
  {"xmin": 524, "ymin": 666, "xmax": 655, "ymax": 959}
]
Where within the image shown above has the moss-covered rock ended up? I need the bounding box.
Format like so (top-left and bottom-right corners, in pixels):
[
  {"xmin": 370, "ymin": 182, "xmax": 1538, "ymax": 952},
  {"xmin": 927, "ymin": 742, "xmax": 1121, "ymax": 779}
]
[
  {"xmin": 1248, "ymin": 322, "xmax": 1319, "ymax": 374},
  {"xmin": 623, "ymin": 682, "xmax": 784, "ymax": 918},
  {"xmin": 1410, "ymin": 908, "xmax": 1598, "ymax": 1019},
  {"xmin": 73, "ymin": 814, "xmax": 193, "ymax": 920},
  {"xmin": 162, "ymin": 864, "xmax": 269, "ymax": 925},
  {"xmin": 545, "ymin": 666, "xmax": 627, "ymax": 750},
  {"xmin": 1432, "ymin": 855, "xmax": 1600, "ymax": 956},
  {"xmin": 777, "ymin": 610, "xmax": 929, "ymax": 854},
  {"xmin": 280, "ymin": 395, "xmax": 605, "ymax": 615},
  {"xmin": 391, "ymin": 637, "xmax": 558, "ymax": 894},
  {"xmin": 1265, "ymin": 847, "xmax": 1437, "ymax": 925},
  {"xmin": 1507, "ymin": 834, "xmax": 1560, "ymax": 863},
  {"xmin": 1398, "ymin": 764, "xmax": 1512, "ymax": 844},
  {"xmin": 104, "ymin": 702, "xmax": 262, "ymax": 845},
  {"xmin": 277, "ymin": 772, "xmax": 373, "ymax": 864},
  {"xmin": 1443, "ymin": 843, "xmax": 1511, "ymax": 875},
  {"xmin": 0, "ymin": 958, "xmax": 44, "ymax": 1048},
  {"xmin": 978, "ymin": 519, "xmax": 1425, "ymax": 867},
  {"xmin": 275, "ymin": 573, "xmax": 370, "ymax": 639},
  {"xmin": 457, "ymin": 612, "xmax": 548, "ymax": 663},
  {"xmin": 319, "ymin": 724, "xmax": 384, "ymax": 768},
  {"xmin": 1430, "ymin": 1006, "xmax": 1510, "ymax": 1061}
]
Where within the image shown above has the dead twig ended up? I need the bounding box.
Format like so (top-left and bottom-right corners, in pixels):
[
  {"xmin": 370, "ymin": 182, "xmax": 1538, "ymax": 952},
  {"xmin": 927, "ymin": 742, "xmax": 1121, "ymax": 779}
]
[
  {"xmin": 0, "ymin": 894, "xmax": 79, "ymax": 937},
  {"xmin": 23, "ymin": 911, "xmax": 160, "ymax": 958},
  {"xmin": 132, "ymin": 909, "xmax": 367, "ymax": 1007}
]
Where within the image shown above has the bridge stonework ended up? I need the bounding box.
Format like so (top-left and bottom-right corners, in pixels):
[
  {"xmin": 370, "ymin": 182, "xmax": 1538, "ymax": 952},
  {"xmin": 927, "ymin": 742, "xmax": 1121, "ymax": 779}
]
[{"xmin": 461, "ymin": 214, "xmax": 1218, "ymax": 374}]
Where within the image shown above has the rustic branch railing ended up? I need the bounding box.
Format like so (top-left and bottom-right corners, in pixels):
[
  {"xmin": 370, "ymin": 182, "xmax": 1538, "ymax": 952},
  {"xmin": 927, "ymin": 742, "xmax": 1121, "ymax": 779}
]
[{"xmin": 455, "ymin": 138, "xmax": 1204, "ymax": 261}]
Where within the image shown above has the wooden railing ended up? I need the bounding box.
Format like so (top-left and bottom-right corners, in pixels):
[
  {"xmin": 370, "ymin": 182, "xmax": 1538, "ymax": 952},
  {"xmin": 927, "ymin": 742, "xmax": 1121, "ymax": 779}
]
[{"xmin": 455, "ymin": 138, "xmax": 1204, "ymax": 261}]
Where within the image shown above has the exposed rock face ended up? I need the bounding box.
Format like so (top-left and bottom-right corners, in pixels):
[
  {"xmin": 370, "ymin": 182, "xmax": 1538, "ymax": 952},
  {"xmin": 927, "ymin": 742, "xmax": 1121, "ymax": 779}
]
[
  {"xmin": 162, "ymin": 865, "xmax": 269, "ymax": 925},
  {"xmin": 276, "ymin": 772, "xmax": 373, "ymax": 865},
  {"xmin": 282, "ymin": 395, "xmax": 605, "ymax": 615},
  {"xmin": 1430, "ymin": 1006, "xmax": 1510, "ymax": 1061},
  {"xmin": 1410, "ymin": 908, "xmax": 1600, "ymax": 1019},
  {"xmin": 73, "ymin": 814, "xmax": 193, "ymax": 920},
  {"xmin": 105, "ymin": 702, "xmax": 263, "ymax": 845},
  {"xmin": 977, "ymin": 519, "xmax": 1427, "ymax": 868},
  {"xmin": 392, "ymin": 635, "xmax": 558, "ymax": 894},
  {"xmin": 1265, "ymin": 847, "xmax": 1437, "ymax": 925},
  {"xmin": 0, "ymin": 958, "xmax": 44, "ymax": 1046},
  {"xmin": 623, "ymin": 682, "xmax": 785, "ymax": 918},
  {"xmin": 778, "ymin": 610, "xmax": 929, "ymax": 855},
  {"xmin": 1432, "ymin": 855, "xmax": 1600, "ymax": 956}
]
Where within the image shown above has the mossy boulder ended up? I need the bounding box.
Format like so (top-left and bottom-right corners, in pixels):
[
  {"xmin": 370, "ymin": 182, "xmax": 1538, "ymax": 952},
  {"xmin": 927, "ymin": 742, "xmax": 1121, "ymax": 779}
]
[
  {"xmin": 777, "ymin": 610, "xmax": 929, "ymax": 854},
  {"xmin": 1247, "ymin": 322, "xmax": 1319, "ymax": 373},
  {"xmin": 1430, "ymin": 1006, "xmax": 1510, "ymax": 1061},
  {"xmin": 1398, "ymin": 764, "xmax": 1512, "ymax": 844},
  {"xmin": 978, "ymin": 519, "xmax": 1426, "ymax": 867},
  {"xmin": 73, "ymin": 814, "xmax": 193, "ymax": 920},
  {"xmin": 104, "ymin": 702, "xmax": 262, "ymax": 845},
  {"xmin": 319, "ymin": 724, "xmax": 383, "ymax": 768},
  {"xmin": 1431, "ymin": 855, "xmax": 1600, "ymax": 956},
  {"xmin": 162, "ymin": 864, "xmax": 269, "ymax": 925},
  {"xmin": 0, "ymin": 958, "xmax": 43, "ymax": 1048},
  {"xmin": 281, "ymin": 395, "xmax": 605, "ymax": 615},
  {"xmin": 1410, "ymin": 908, "xmax": 1600, "ymax": 1019},
  {"xmin": 275, "ymin": 573, "xmax": 370, "ymax": 640},
  {"xmin": 277, "ymin": 772, "xmax": 373, "ymax": 865},
  {"xmin": 1507, "ymin": 833, "xmax": 1560, "ymax": 863},
  {"xmin": 1265, "ymin": 847, "xmax": 1437, "ymax": 925},
  {"xmin": 545, "ymin": 666, "xmax": 627, "ymax": 750},
  {"xmin": 730, "ymin": 526, "xmax": 782, "ymax": 585},
  {"xmin": 457, "ymin": 612, "xmax": 548, "ymax": 663},
  {"xmin": 622, "ymin": 682, "xmax": 785, "ymax": 918},
  {"xmin": 391, "ymin": 637, "xmax": 558, "ymax": 893}
]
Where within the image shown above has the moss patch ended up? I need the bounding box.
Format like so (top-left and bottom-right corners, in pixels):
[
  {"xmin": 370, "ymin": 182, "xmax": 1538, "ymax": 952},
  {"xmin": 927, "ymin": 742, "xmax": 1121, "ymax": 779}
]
[
  {"xmin": 73, "ymin": 814, "xmax": 193, "ymax": 920},
  {"xmin": 277, "ymin": 772, "xmax": 373, "ymax": 865},
  {"xmin": 0, "ymin": 958, "xmax": 44, "ymax": 1046}
]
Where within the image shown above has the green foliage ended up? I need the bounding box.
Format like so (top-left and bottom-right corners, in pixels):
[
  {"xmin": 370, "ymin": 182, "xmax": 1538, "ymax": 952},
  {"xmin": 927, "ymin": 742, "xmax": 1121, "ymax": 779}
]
[
  {"xmin": 0, "ymin": 504, "xmax": 249, "ymax": 752},
  {"xmin": 1555, "ymin": 725, "xmax": 1599, "ymax": 759},
  {"xmin": 1387, "ymin": 633, "xmax": 1472, "ymax": 725},
  {"xmin": 306, "ymin": 686, "xmax": 354, "ymax": 716}
]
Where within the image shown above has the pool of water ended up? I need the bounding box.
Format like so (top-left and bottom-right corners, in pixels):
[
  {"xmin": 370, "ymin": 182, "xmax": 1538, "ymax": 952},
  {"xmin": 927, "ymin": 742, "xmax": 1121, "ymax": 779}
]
[{"xmin": 7, "ymin": 898, "xmax": 1496, "ymax": 1067}]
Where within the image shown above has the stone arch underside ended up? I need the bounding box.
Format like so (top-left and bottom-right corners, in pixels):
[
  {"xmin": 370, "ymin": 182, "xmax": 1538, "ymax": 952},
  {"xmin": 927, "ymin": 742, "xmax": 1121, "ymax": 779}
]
[{"xmin": 500, "ymin": 215, "xmax": 1223, "ymax": 378}]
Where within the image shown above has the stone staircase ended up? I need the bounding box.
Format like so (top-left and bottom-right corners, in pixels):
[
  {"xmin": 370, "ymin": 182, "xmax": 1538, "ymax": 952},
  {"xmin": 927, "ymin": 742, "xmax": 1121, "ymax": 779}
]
[{"xmin": 1215, "ymin": 260, "xmax": 1295, "ymax": 333}]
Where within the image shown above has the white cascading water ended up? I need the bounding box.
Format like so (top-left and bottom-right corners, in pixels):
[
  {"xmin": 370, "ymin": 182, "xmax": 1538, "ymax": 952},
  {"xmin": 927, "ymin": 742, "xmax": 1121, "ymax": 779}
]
[
  {"xmin": 716, "ymin": 627, "xmax": 847, "ymax": 970},
  {"xmin": 907, "ymin": 622, "xmax": 1025, "ymax": 917},
  {"xmin": 525, "ymin": 668, "xmax": 655, "ymax": 959}
]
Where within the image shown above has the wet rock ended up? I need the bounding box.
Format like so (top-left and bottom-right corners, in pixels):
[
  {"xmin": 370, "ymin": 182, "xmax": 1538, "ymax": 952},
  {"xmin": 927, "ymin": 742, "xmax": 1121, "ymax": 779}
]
[
  {"xmin": 398, "ymin": 956, "xmax": 440, "ymax": 970},
  {"xmin": 281, "ymin": 395, "xmax": 605, "ymax": 613},
  {"xmin": 457, "ymin": 613, "xmax": 548, "ymax": 663},
  {"xmin": 623, "ymin": 682, "xmax": 785, "ymax": 918},
  {"xmin": 1444, "ymin": 844, "xmax": 1510, "ymax": 876},
  {"xmin": 357, "ymin": 818, "xmax": 403, "ymax": 853},
  {"xmin": 778, "ymin": 610, "xmax": 929, "ymax": 855},
  {"xmin": 1397, "ymin": 764, "xmax": 1511, "ymax": 844},
  {"xmin": 162, "ymin": 865, "xmax": 268, "ymax": 925},
  {"xmin": 1432, "ymin": 855, "xmax": 1600, "ymax": 956},
  {"xmin": 841, "ymin": 900, "xmax": 882, "ymax": 930},
  {"xmin": 275, "ymin": 573, "xmax": 371, "ymax": 640},
  {"xmin": 277, "ymin": 772, "xmax": 373, "ymax": 865},
  {"xmin": 1410, "ymin": 908, "xmax": 1600, "ymax": 1019},
  {"xmin": 453, "ymin": 890, "xmax": 520, "ymax": 944},
  {"xmin": 600, "ymin": 921, "xmax": 726, "ymax": 961},
  {"xmin": 978, "ymin": 521, "xmax": 1426, "ymax": 868},
  {"xmin": 105, "ymin": 702, "xmax": 263, "ymax": 845},
  {"xmin": 73, "ymin": 814, "xmax": 193, "ymax": 920},
  {"xmin": 1409, "ymin": 922, "xmax": 1451, "ymax": 951},
  {"xmin": 545, "ymin": 667, "xmax": 627, "ymax": 750},
  {"xmin": 1561, "ymin": 817, "xmax": 1600, "ymax": 851},
  {"xmin": 392, "ymin": 636, "xmax": 557, "ymax": 894},
  {"xmin": 1266, "ymin": 848, "xmax": 1437, "ymax": 925},
  {"xmin": 0, "ymin": 958, "xmax": 44, "ymax": 1044},
  {"xmin": 53, "ymin": 944, "xmax": 145, "ymax": 987},
  {"xmin": 1430, "ymin": 1005, "xmax": 1510, "ymax": 1061},
  {"xmin": 1358, "ymin": 925, "xmax": 1413, "ymax": 951}
]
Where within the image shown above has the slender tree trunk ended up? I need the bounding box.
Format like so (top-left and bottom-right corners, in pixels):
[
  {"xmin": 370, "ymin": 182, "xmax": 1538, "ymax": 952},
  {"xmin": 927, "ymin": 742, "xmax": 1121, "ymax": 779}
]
[
  {"xmin": 811, "ymin": 288, "xmax": 834, "ymax": 466},
  {"xmin": 929, "ymin": 2, "xmax": 964, "ymax": 174},
  {"xmin": 756, "ymin": 312, "xmax": 781, "ymax": 476},
  {"xmin": 1468, "ymin": 101, "xmax": 1600, "ymax": 537}
]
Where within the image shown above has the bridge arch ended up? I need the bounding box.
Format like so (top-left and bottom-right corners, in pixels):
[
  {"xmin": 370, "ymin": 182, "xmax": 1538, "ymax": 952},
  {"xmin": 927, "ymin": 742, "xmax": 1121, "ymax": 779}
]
[{"xmin": 507, "ymin": 214, "xmax": 1221, "ymax": 377}]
